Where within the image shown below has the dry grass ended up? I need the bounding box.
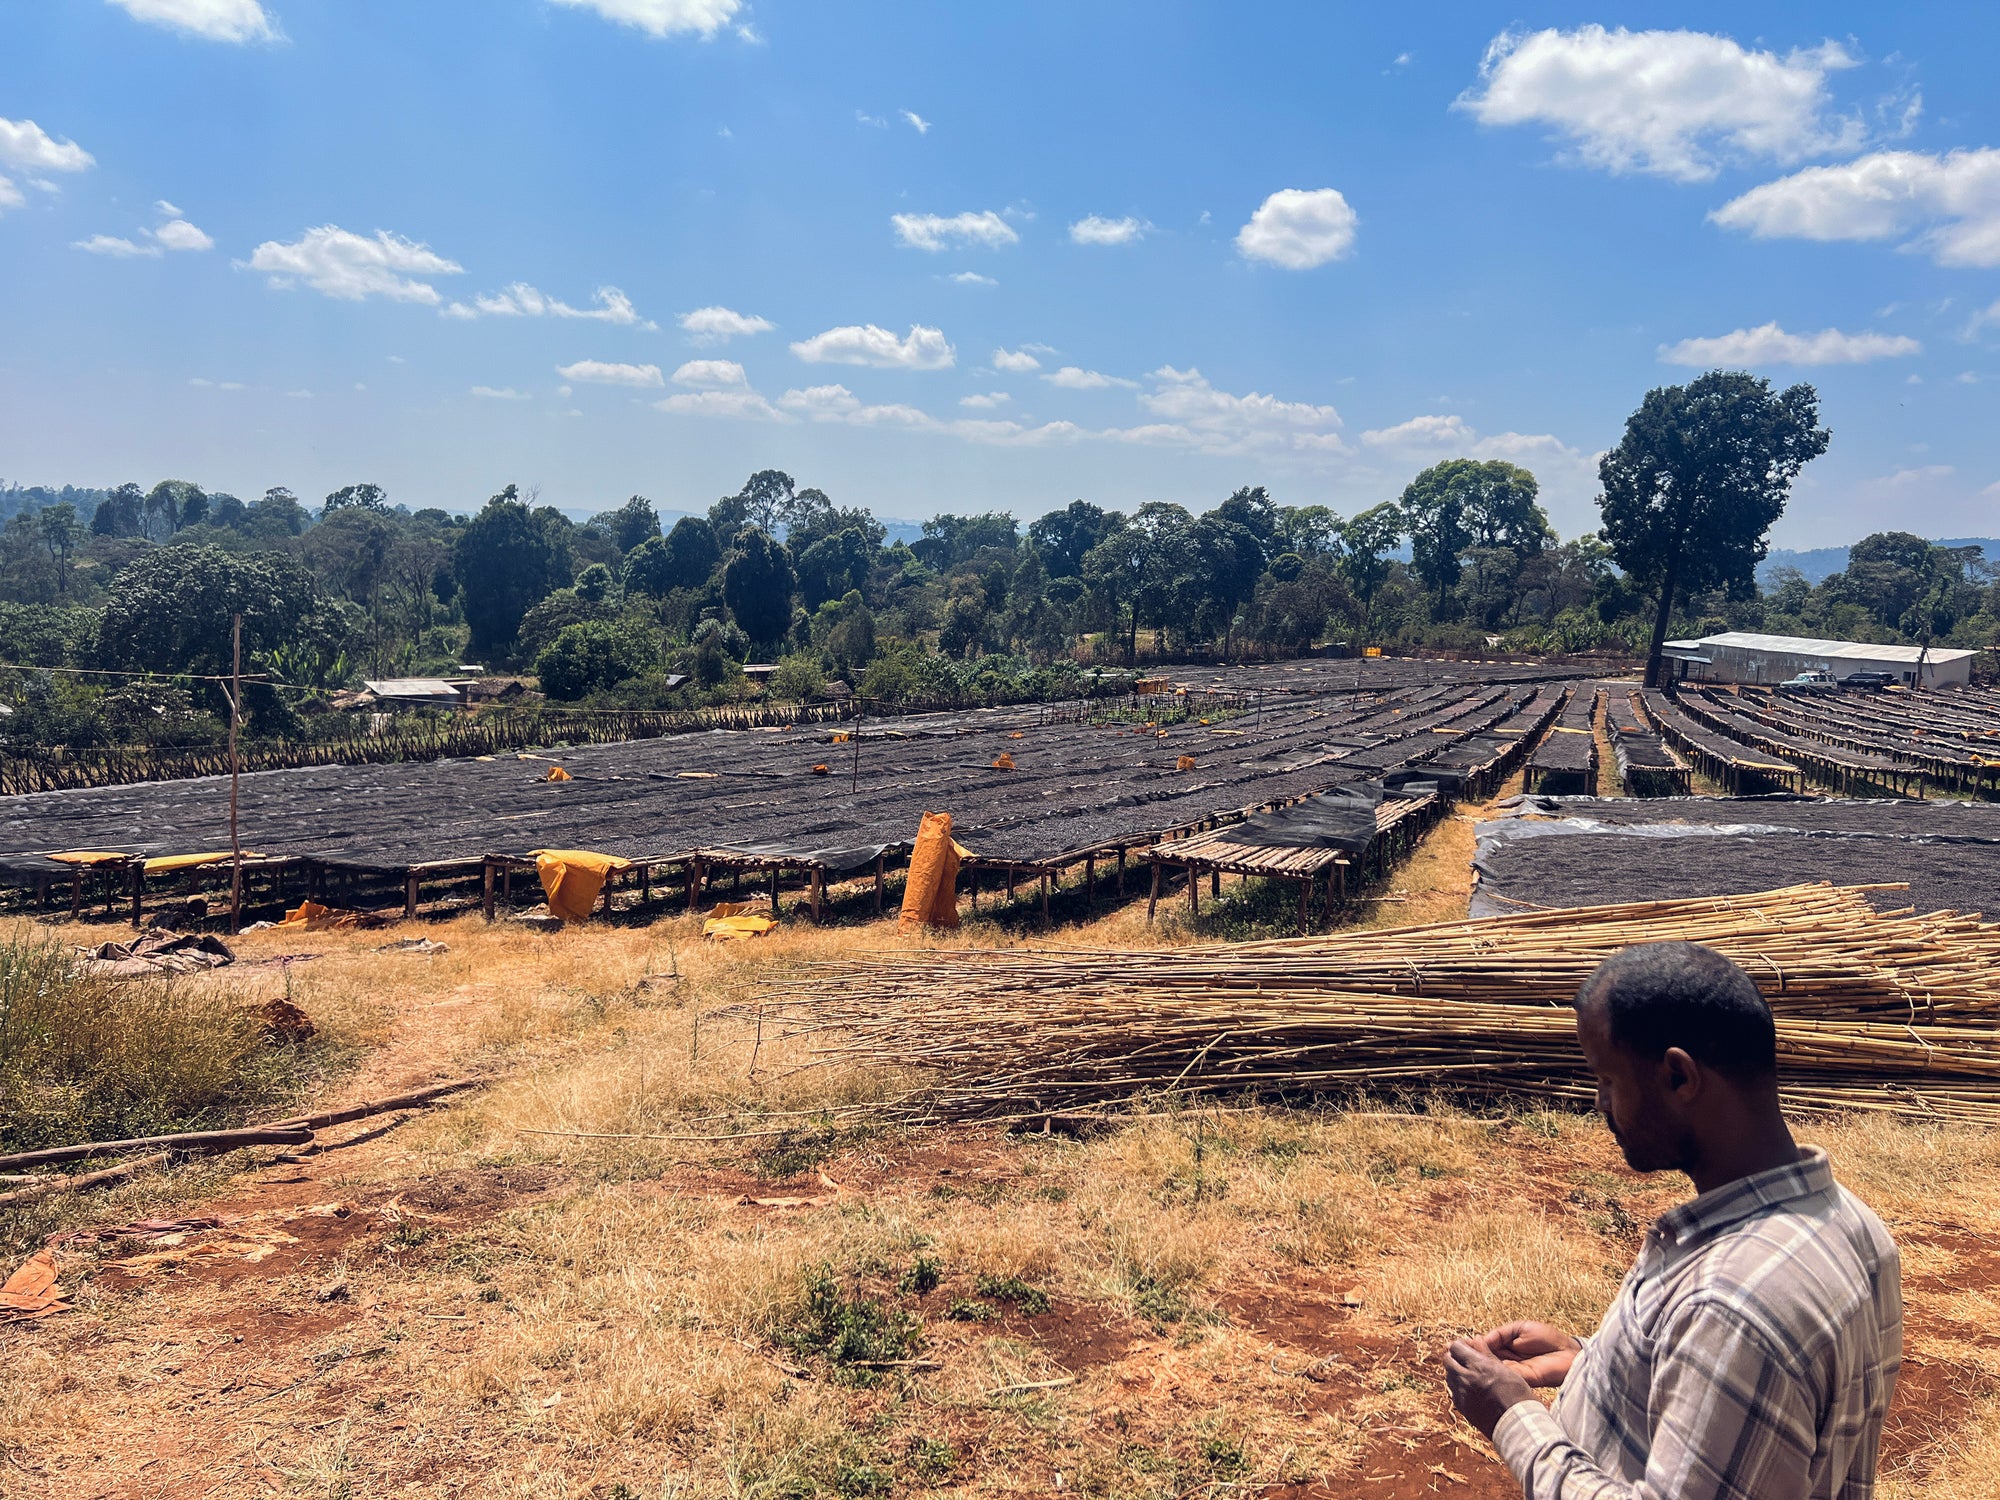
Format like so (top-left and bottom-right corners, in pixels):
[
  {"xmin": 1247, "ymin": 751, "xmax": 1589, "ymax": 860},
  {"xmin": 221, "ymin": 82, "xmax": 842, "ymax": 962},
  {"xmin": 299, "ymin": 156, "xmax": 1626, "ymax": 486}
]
[{"xmin": 1, "ymin": 821, "xmax": 1997, "ymax": 1497}]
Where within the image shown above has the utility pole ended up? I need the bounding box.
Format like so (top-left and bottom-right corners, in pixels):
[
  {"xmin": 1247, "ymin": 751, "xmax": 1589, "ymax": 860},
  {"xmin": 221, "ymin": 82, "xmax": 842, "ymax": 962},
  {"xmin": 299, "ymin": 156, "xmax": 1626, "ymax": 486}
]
[{"xmin": 228, "ymin": 613, "xmax": 243, "ymax": 934}]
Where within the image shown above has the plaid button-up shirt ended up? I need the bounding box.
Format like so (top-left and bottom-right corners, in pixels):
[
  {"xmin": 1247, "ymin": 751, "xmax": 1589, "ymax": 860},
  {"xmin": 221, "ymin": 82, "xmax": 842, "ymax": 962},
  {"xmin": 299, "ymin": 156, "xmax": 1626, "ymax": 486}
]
[{"xmin": 1492, "ymin": 1146, "xmax": 1901, "ymax": 1500}]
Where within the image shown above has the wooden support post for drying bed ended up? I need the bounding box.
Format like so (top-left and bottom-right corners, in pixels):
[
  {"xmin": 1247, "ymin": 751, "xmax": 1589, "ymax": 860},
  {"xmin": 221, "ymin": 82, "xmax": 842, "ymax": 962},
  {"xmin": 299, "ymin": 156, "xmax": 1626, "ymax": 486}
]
[
  {"xmin": 769, "ymin": 868, "xmax": 780, "ymax": 918},
  {"xmin": 1210, "ymin": 869, "xmax": 1221, "ymax": 898},
  {"xmin": 1296, "ymin": 877, "xmax": 1312, "ymax": 934},
  {"xmin": 404, "ymin": 870, "xmax": 420, "ymax": 921},
  {"xmin": 687, "ymin": 858, "xmax": 704, "ymax": 913},
  {"xmin": 1084, "ymin": 855, "xmax": 1095, "ymax": 909},
  {"xmin": 482, "ymin": 858, "xmax": 496, "ymax": 919},
  {"xmin": 1116, "ymin": 847, "xmax": 1126, "ymax": 896},
  {"xmin": 1147, "ymin": 861, "xmax": 1162, "ymax": 925},
  {"xmin": 69, "ymin": 867, "xmax": 83, "ymax": 922},
  {"xmin": 873, "ymin": 853, "xmax": 885, "ymax": 913},
  {"xmin": 640, "ymin": 863, "xmax": 651, "ymax": 904},
  {"xmin": 970, "ymin": 868, "xmax": 978, "ymax": 913},
  {"xmin": 600, "ymin": 871, "xmax": 616, "ymax": 917},
  {"xmin": 1188, "ymin": 865, "xmax": 1199, "ymax": 918},
  {"xmin": 1040, "ymin": 871, "xmax": 1051, "ymax": 929},
  {"xmin": 809, "ymin": 868, "xmax": 824, "ymax": 923},
  {"xmin": 128, "ymin": 864, "xmax": 142, "ymax": 928}
]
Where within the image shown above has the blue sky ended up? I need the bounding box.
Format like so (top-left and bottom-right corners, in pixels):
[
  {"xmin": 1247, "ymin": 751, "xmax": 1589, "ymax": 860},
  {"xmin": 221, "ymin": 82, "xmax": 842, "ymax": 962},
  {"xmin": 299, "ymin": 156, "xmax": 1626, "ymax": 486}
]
[{"xmin": 1, "ymin": 1, "xmax": 1996, "ymax": 546}]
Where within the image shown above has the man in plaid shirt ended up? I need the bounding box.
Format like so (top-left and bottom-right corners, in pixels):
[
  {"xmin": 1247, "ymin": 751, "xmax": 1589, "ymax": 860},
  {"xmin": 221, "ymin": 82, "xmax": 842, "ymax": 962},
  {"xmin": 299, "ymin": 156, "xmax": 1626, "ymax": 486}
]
[{"xmin": 1443, "ymin": 941, "xmax": 1902, "ymax": 1499}]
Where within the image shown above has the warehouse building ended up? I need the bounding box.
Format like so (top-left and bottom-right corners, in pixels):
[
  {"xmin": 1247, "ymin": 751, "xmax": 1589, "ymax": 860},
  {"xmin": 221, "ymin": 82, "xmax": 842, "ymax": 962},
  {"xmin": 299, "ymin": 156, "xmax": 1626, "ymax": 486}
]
[{"xmin": 1661, "ymin": 631, "xmax": 1976, "ymax": 688}]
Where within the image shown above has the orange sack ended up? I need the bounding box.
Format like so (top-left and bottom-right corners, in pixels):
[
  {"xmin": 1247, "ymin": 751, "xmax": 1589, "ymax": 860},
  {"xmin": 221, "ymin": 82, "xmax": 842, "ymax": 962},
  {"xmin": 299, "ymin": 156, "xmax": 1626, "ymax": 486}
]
[{"xmin": 899, "ymin": 811, "xmax": 961, "ymax": 931}]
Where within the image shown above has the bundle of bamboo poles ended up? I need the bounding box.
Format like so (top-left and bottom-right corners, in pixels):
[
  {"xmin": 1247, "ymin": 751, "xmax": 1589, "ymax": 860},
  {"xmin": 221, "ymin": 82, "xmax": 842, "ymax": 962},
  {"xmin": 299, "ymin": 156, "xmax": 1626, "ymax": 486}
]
[{"xmin": 752, "ymin": 884, "xmax": 2000, "ymax": 1125}]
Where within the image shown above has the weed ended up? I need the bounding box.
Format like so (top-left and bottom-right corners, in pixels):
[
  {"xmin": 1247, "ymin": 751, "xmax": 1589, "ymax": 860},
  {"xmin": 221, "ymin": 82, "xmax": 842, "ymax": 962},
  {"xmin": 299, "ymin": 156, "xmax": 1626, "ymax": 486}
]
[
  {"xmin": 756, "ymin": 1131, "xmax": 841, "ymax": 1180},
  {"xmin": 783, "ymin": 1266, "xmax": 923, "ymax": 1381},
  {"xmin": 905, "ymin": 1436, "xmax": 956, "ymax": 1482},
  {"xmin": 833, "ymin": 1463, "xmax": 893, "ymax": 1497},
  {"xmin": 1126, "ymin": 1272, "xmax": 1188, "ymax": 1326},
  {"xmin": 1200, "ymin": 1432, "xmax": 1248, "ymax": 1477},
  {"xmin": 1030, "ymin": 1182, "xmax": 1070, "ymax": 1203},
  {"xmin": 974, "ymin": 1274, "xmax": 1051, "ymax": 1315},
  {"xmin": 896, "ymin": 1255, "xmax": 941, "ymax": 1296},
  {"xmin": 944, "ymin": 1298, "xmax": 996, "ymax": 1323}
]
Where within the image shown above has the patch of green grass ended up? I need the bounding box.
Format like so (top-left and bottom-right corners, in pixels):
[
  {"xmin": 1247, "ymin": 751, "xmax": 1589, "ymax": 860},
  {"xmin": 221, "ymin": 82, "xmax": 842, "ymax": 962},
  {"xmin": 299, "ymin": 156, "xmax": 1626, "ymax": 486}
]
[
  {"xmin": 896, "ymin": 1255, "xmax": 941, "ymax": 1296},
  {"xmin": 974, "ymin": 1273, "xmax": 1051, "ymax": 1315},
  {"xmin": 904, "ymin": 1436, "xmax": 956, "ymax": 1483},
  {"xmin": 1200, "ymin": 1432, "xmax": 1248, "ymax": 1478},
  {"xmin": 831, "ymin": 1463, "xmax": 893, "ymax": 1497},
  {"xmin": 755, "ymin": 1130, "xmax": 843, "ymax": 1180},
  {"xmin": 783, "ymin": 1266, "xmax": 924, "ymax": 1383},
  {"xmin": 944, "ymin": 1297, "xmax": 996, "ymax": 1323}
]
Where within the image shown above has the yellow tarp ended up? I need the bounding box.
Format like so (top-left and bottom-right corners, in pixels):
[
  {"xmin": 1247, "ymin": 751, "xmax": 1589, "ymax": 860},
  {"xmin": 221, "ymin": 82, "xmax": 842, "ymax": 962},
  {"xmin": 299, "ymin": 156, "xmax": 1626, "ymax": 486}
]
[
  {"xmin": 704, "ymin": 913, "xmax": 775, "ymax": 941},
  {"xmin": 48, "ymin": 851, "xmax": 128, "ymax": 866},
  {"xmin": 142, "ymin": 851, "xmax": 261, "ymax": 874},
  {"xmin": 544, "ymin": 765, "xmax": 572, "ymax": 782},
  {"xmin": 899, "ymin": 812, "xmax": 960, "ymax": 931},
  {"xmin": 273, "ymin": 899, "xmax": 361, "ymax": 930},
  {"xmin": 991, "ymin": 753, "xmax": 1016, "ymax": 770},
  {"xmin": 1176, "ymin": 754, "xmax": 1198, "ymax": 771},
  {"xmin": 532, "ymin": 848, "xmax": 634, "ymax": 924}
]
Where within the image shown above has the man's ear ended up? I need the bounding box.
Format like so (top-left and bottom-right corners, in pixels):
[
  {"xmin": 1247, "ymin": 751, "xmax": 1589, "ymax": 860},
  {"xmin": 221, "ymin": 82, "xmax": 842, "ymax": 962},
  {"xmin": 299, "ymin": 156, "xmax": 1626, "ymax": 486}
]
[{"xmin": 1660, "ymin": 1046, "xmax": 1703, "ymax": 1100}]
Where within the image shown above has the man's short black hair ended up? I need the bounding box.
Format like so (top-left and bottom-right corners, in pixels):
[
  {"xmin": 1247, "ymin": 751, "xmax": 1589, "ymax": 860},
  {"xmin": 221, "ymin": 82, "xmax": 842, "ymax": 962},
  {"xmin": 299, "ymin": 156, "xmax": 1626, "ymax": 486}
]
[{"xmin": 1575, "ymin": 941, "xmax": 1778, "ymax": 1081}]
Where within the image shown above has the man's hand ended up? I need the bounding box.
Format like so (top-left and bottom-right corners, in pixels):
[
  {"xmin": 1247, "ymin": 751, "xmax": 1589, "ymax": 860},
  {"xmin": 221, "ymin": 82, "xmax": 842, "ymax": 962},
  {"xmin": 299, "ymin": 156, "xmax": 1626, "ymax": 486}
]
[
  {"xmin": 1443, "ymin": 1337, "xmax": 1536, "ymax": 1439},
  {"xmin": 1481, "ymin": 1321, "xmax": 1583, "ymax": 1387}
]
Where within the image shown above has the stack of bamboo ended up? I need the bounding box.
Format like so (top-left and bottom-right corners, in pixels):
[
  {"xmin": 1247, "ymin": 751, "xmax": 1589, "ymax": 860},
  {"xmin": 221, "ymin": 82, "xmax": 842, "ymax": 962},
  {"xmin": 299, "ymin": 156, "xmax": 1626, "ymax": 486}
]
[{"xmin": 758, "ymin": 885, "xmax": 2000, "ymax": 1124}]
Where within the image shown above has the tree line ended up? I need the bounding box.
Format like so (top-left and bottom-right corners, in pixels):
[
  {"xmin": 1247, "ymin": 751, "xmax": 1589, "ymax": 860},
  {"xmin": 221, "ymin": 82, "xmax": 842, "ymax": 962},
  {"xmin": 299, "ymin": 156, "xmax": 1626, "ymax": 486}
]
[{"xmin": 0, "ymin": 370, "xmax": 1993, "ymax": 747}]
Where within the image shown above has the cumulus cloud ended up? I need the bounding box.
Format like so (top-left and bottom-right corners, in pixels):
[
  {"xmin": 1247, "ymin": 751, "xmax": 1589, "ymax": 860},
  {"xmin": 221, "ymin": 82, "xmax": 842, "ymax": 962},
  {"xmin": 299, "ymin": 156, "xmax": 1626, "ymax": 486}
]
[
  {"xmin": 0, "ymin": 116, "xmax": 93, "ymax": 214},
  {"xmin": 781, "ymin": 384, "xmax": 935, "ymax": 427},
  {"xmin": 1658, "ymin": 322, "xmax": 1922, "ymax": 366},
  {"xmin": 991, "ymin": 347, "xmax": 1042, "ymax": 373},
  {"xmin": 1711, "ymin": 149, "xmax": 2000, "ymax": 268},
  {"xmin": 901, "ymin": 109, "xmax": 932, "ymax": 134},
  {"xmin": 670, "ymin": 358, "xmax": 748, "ymax": 388},
  {"xmin": 1107, "ymin": 367, "xmax": 1347, "ymax": 456},
  {"xmin": 1456, "ymin": 26, "xmax": 1858, "ymax": 181},
  {"xmin": 960, "ymin": 392, "xmax": 1010, "ymax": 409},
  {"xmin": 1069, "ymin": 215, "xmax": 1150, "ymax": 246},
  {"xmin": 890, "ymin": 210, "xmax": 1019, "ymax": 252},
  {"xmin": 1043, "ymin": 366, "xmax": 1136, "ymax": 390},
  {"xmin": 152, "ymin": 216, "xmax": 214, "ymax": 251},
  {"xmin": 472, "ymin": 386, "xmax": 532, "ymax": 400},
  {"xmin": 655, "ymin": 388, "xmax": 789, "ymax": 421},
  {"xmin": 1360, "ymin": 414, "xmax": 1476, "ymax": 448},
  {"xmin": 790, "ymin": 323, "xmax": 954, "ymax": 370},
  {"xmin": 443, "ymin": 283, "xmax": 654, "ymax": 327},
  {"xmin": 104, "ymin": 0, "xmax": 279, "ymax": 43},
  {"xmin": 75, "ymin": 234, "xmax": 159, "ymax": 258},
  {"xmin": 189, "ymin": 377, "xmax": 244, "ymax": 390},
  {"xmin": 949, "ymin": 271, "xmax": 997, "ymax": 286},
  {"xmin": 555, "ymin": 359, "xmax": 665, "ymax": 387},
  {"xmin": 547, "ymin": 0, "xmax": 742, "ymax": 39},
  {"xmin": 242, "ymin": 226, "xmax": 462, "ymax": 304},
  {"xmin": 678, "ymin": 305, "xmax": 775, "ymax": 344},
  {"xmin": 1235, "ymin": 189, "xmax": 1357, "ymax": 269}
]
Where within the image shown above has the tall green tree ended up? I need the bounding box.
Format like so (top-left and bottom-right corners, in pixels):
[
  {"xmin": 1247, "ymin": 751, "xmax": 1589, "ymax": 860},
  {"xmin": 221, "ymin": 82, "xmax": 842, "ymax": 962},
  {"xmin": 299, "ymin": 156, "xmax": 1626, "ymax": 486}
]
[
  {"xmin": 90, "ymin": 483, "xmax": 145, "ymax": 539},
  {"xmin": 598, "ymin": 494, "xmax": 660, "ymax": 554},
  {"xmin": 1398, "ymin": 460, "xmax": 1546, "ymax": 604},
  {"xmin": 1597, "ymin": 371, "xmax": 1830, "ymax": 686},
  {"xmin": 455, "ymin": 486, "xmax": 571, "ymax": 658},
  {"xmin": 1028, "ymin": 500, "xmax": 1115, "ymax": 580},
  {"xmin": 323, "ymin": 483, "xmax": 390, "ymax": 514},
  {"xmin": 97, "ymin": 543, "xmax": 321, "ymax": 679},
  {"xmin": 1338, "ymin": 503, "xmax": 1403, "ymax": 637},
  {"xmin": 722, "ymin": 528, "xmax": 795, "ymax": 649}
]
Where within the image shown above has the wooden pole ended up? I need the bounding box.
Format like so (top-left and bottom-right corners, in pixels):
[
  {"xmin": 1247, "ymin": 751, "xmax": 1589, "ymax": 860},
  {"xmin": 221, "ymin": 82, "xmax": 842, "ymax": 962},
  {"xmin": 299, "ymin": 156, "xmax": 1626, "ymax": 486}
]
[
  {"xmin": 229, "ymin": 612, "xmax": 243, "ymax": 934},
  {"xmin": 874, "ymin": 852, "xmax": 885, "ymax": 913},
  {"xmin": 482, "ymin": 857, "xmax": 495, "ymax": 919},
  {"xmin": 1147, "ymin": 862, "xmax": 1161, "ymax": 925}
]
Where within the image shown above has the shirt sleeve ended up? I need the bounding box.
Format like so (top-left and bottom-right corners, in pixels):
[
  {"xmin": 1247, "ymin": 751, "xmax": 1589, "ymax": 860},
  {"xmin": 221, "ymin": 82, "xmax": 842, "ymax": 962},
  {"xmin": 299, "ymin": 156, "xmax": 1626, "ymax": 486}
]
[{"xmin": 1490, "ymin": 1294, "xmax": 1820, "ymax": 1500}]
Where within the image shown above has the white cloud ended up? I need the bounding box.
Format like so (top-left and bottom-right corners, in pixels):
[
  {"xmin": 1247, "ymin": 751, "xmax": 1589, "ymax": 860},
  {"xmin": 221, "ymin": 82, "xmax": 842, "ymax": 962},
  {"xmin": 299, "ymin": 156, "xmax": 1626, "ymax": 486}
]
[
  {"xmin": 790, "ymin": 323, "xmax": 954, "ymax": 370},
  {"xmin": 949, "ymin": 271, "xmax": 997, "ymax": 286},
  {"xmin": 546, "ymin": 0, "xmax": 743, "ymax": 40},
  {"xmin": 104, "ymin": 0, "xmax": 278, "ymax": 43},
  {"xmin": 1658, "ymin": 322, "xmax": 1921, "ymax": 366},
  {"xmin": 75, "ymin": 234, "xmax": 159, "ymax": 258},
  {"xmin": 156, "ymin": 199, "xmax": 181, "ymax": 217},
  {"xmin": 189, "ymin": 377, "xmax": 244, "ymax": 390},
  {"xmin": 556, "ymin": 359, "xmax": 664, "ymax": 387},
  {"xmin": 472, "ymin": 386, "xmax": 532, "ymax": 400},
  {"xmin": 1711, "ymin": 149, "xmax": 2000, "ymax": 269},
  {"xmin": 678, "ymin": 305, "xmax": 775, "ymax": 344},
  {"xmin": 960, "ymin": 392, "xmax": 1010, "ymax": 409},
  {"xmin": 1043, "ymin": 366, "xmax": 1136, "ymax": 390},
  {"xmin": 1457, "ymin": 26, "xmax": 1858, "ymax": 182},
  {"xmin": 242, "ymin": 226, "xmax": 462, "ymax": 304},
  {"xmin": 901, "ymin": 109, "xmax": 931, "ymax": 134},
  {"xmin": 655, "ymin": 389, "xmax": 789, "ymax": 421},
  {"xmin": 1235, "ymin": 188, "xmax": 1358, "ymax": 269},
  {"xmin": 991, "ymin": 347, "xmax": 1041, "ymax": 373},
  {"xmin": 670, "ymin": 358, "xmax": 748, "ymax": 388},
  {"xmin": 890, "ymin": 210, "xmax": 1019, "ymax": 252},
  {"xmin": 285, "ymin": 388, "xmax": 312, "ymax": 399},
  {"xmin": 0, "ymin": 117, "xmax": 92, "ymax": 213},
  {"xmin": 781, "ymin": 384, "xmax": 936, "ymax": 427},
  {"xmin": 856, "ymin": 111, "xmax": 887, "ymax": 129},
  {"xmin": 1110, "ymin": 367, "xmax": 1347, "ymax": 456},
  {"xmin": 152, "ymin": 217, "xmax": 214, "ymax": 252},
  {"xmin": 1069, "ymin": 215, "xmax": 1150, "ymax": 246},
  {"xmin": 442, "ymin": 282, "xmax": 654, "ymax": 327},
  {"xmin": 1361, "ymin": 414, "xmax": 1476, "ymax": 447},
  {"xmin": 0, "ymin": 118, "xmax": 95, "ymax": 175}
]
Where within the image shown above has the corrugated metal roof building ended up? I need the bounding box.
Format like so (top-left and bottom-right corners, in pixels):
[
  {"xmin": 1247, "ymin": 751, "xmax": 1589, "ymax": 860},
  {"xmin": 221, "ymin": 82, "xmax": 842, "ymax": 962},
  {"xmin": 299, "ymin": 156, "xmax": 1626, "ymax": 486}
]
[{"xmin": 1661, "ymin": 632, "xmax": 1976, "ymax": 688}]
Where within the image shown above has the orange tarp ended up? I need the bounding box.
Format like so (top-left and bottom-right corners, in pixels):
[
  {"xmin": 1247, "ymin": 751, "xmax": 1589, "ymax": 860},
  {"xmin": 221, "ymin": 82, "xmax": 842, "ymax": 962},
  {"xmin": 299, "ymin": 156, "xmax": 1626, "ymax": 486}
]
[
  {"xmin": 1176, "ymin": 755, "xmax": 1197, "ymax": 771},
  {"xmin": 0, "ymin": 1250, "xmax": 67, "ymax": 1323},
  {"xmin": 533, "ymin": 848, "xmax": 633, "ymax": 924},
  {"xmin": 991, "ymin": 753, "xmax": 1016, "ymax": 770},
  {"xmin": 48, "ymin": 851, "xmax": 128, "ymax": 866},
  {"xmin": 898, "ymin": 812, "xmax": 961, "ymax": 931},
  {"xmin": 544, "ymin": 765, "xmax": 572, "ymax": 783}
]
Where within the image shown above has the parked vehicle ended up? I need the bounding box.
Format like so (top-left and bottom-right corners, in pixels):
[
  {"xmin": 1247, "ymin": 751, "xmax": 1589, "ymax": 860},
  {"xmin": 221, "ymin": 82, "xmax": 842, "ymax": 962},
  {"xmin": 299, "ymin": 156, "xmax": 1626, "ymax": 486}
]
[
  {"xmin": 1840, "ymin": 671, "xmax": 1897, "ymax": 690},
  {"xmin": 1780, "ymin": 670, "xmax": 1838, "ymax": 691}
]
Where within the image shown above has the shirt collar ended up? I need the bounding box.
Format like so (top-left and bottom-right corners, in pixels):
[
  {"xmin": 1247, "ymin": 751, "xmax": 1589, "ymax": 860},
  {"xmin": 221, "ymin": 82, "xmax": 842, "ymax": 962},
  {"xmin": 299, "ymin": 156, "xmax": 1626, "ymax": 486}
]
[{"xmin": 1653, "ymin": 1145, "xmax": 1833, "ymax": 1247}]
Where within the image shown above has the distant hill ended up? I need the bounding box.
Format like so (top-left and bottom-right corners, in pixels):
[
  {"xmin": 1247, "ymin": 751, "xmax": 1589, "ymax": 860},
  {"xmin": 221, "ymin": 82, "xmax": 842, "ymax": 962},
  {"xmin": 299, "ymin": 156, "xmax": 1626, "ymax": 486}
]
[{"xmin": 1758, "ymin": 537, "xmax": 1997, "ymax": 587}]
